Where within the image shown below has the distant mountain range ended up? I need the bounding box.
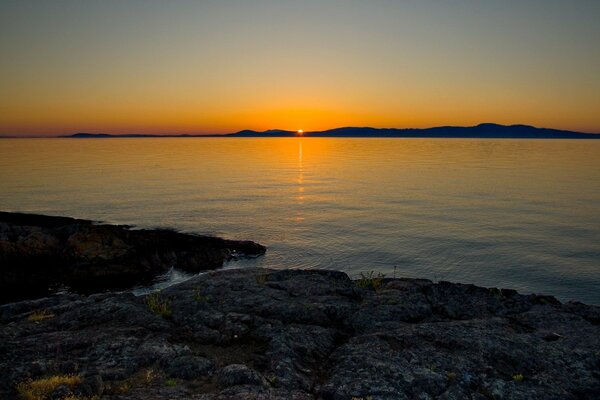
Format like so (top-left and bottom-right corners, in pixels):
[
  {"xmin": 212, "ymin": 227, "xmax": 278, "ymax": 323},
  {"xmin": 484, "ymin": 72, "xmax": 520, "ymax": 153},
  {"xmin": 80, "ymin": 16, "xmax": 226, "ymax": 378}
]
[{"xmin": 63, "ymin": 123, "xmax": 599, "ymax": 139}]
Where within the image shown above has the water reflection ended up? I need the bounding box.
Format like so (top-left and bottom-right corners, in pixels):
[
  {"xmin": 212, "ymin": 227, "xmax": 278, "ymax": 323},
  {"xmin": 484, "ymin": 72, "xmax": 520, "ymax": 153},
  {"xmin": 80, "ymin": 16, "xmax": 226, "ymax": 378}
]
[
  {"xmin": 0, "ymin": 138, "xmax": 599, "ymax": 303},
  {"xmin": 294, "ymin": 140, "xmax": 305, "ymax": 222}
]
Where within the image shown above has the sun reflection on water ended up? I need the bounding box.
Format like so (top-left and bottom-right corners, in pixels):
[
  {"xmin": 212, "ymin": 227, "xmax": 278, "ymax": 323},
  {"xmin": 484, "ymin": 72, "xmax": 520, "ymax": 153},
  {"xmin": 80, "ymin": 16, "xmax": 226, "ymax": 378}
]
[{"xmin": 294, "ymin": 141, "xmax": 305, "ymax": 221}]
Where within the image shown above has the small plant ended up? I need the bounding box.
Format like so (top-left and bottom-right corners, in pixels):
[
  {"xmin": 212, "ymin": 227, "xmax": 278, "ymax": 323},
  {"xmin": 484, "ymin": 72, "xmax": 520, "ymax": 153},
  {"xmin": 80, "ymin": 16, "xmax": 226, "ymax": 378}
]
[
  {"xmin": 265, "ymin": 374, "xmax": 278, "ymax": 385},
  {"xmin": 75, "ymin": 397, "xmax": 98, "ymax": 400},
  {"xmin": 164, "ymin": 379, "xmax": 177, "ymax": 387},
  {"xmin": 111, "ymin": 382, "xmax": 130, "ymax": 394},
  {"xmin": 27, "ymin": 310, "xmax": 54, "ymax": 323},
  {"xmin": 143, "ymin": 368, "xmax": 156, "ymax": 385},
  {"xmin": 194, "ymin": 287, "xmax": 210, "ymax": 302},
  {"xmin": 255, "ymin": 273, "xmax": 268, "ymax": 284},
  {"xmin": 64, "ymin": 396, "xmax": 99, "ymax": 400},
  {"xmin": 17, "ymin": 374, "xmax": 81, "ymax": 400},
  {"xmin": 145, "ymin": 292, "xmax": 172, "ymax": 318},
  {"xmin": 512, "ymin": 373, "xmax": 524, "ymax": 382},
  {"xmin": 355, "ymin": 271, "xmax": 385, "ymax": 291}
]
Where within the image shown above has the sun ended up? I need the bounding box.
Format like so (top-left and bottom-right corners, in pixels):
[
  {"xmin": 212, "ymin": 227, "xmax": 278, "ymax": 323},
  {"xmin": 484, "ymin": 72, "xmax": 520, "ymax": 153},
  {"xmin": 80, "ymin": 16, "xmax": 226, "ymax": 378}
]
[{"xmin": 297, "ymin": 129, "xmax": 304, "ymax": 136}]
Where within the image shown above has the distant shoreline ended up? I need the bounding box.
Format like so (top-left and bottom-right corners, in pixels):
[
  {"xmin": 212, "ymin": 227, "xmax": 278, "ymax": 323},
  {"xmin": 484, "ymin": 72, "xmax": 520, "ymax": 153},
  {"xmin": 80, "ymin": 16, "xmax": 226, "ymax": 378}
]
[{"xmin": 2, "ymin": 123, "xmax": 599, "ymax": 139}]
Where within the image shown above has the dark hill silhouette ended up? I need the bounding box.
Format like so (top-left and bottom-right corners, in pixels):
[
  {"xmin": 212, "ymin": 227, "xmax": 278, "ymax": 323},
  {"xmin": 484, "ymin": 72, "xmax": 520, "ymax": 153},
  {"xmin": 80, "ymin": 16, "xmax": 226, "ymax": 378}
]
[
  {"xmin": 56, "ymin": 124, "xmax": 599, "ymax": 139},
  {"xmin": 232, "ymin": 129, "xmax": 295, "ymax": 137},
  {"xmin": 67, "ymin": 133, "xmax": 162, "ymax": 138},
  {"xmin": 227, "ymin": 123, "xmax": 599, "ymax": 138}
]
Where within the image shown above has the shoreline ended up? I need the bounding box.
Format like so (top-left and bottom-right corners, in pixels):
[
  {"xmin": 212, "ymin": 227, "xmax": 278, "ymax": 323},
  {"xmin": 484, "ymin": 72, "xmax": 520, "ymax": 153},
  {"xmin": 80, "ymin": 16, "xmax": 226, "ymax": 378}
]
[
  {"xmin": 0, "ymin": 211, "xmax": 266, "ymax": 304},
  {"xmin": 1, "ymin": 212, "xmax": 599, "ymax": 398}
]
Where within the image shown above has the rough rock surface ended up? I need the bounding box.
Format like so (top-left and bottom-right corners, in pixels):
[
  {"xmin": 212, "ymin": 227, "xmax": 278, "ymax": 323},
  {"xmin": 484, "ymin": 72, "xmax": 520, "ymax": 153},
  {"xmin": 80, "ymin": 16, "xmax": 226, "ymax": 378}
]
[
  {"xmin": 1, "ymin": 268, "xmax": 598, "ymax": 399},
  {"xmin": 0, "ymin": 212, "xmax": 266, "ymax": 303}
]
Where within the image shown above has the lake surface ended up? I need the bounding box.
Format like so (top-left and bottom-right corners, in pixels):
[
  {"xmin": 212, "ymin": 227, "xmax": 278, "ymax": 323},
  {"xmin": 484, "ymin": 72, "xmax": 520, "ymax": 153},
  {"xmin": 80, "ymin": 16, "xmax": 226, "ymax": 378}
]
[{"xmin": 1, "ymin": 138, "xmax": 599, "ymax": 304}]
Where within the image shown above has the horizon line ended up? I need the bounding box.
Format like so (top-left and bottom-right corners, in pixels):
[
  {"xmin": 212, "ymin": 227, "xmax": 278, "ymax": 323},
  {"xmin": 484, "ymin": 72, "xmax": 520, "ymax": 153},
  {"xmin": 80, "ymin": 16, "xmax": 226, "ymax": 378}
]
[{"xmin": 0, "ymin": 122, "xmax": 600, "ymax": 139}]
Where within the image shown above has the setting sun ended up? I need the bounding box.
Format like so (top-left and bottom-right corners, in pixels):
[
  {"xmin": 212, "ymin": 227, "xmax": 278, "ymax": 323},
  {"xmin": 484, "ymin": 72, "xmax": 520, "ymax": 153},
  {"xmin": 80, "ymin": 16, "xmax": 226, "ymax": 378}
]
[{"xmin": 297, "ymin": 129, "xmax": 304, "ymax": 136}]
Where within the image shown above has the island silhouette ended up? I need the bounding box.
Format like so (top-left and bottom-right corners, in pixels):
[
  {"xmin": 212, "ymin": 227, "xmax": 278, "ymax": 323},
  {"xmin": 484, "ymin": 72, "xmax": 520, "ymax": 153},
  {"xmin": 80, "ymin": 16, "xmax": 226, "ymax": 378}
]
[{"xmin": 64, "ymin": 123, "xmax": 599, "ymax": 139}]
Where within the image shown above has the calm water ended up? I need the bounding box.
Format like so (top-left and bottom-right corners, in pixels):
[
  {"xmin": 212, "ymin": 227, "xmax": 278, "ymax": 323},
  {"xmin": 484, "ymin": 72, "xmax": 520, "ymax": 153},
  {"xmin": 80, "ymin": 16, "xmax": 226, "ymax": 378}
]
[{"xmin": 1, "ymin": 138, "xmax": 599, "ymax": 304}]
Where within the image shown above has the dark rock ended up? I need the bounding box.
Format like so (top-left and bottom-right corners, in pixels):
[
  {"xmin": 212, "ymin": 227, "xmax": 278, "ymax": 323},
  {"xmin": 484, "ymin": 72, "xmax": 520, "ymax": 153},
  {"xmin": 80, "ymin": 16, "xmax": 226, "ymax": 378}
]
[
  {"xmin": 50, "ymin": 384, "xmax": 72, "ymax": 399},
  {"xmin": 163, "ymin": 355, "xmax": 214, "ymax": 380},
  {"xmin": 0, "ymin": 212, "xmax": 265, "ymax": 303},
  {"xmin": 217, "ymin": 364, "xmax": 266, "ymax": 388},
  {"xmin": 0, "ymin": 268, "xmax": 598, "ymax": 399},
  {"xmin": 78, "ymin": 374, "xmax": 104, "ymax": 396},
  {"xmin": 542, "ymin": 332, "xmax": 562, "ymax": 342}
]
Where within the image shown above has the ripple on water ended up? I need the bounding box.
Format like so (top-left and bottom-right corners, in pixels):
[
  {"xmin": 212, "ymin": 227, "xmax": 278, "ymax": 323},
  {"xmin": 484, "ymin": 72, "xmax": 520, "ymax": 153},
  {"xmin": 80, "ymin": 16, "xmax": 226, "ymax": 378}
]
[{"xmin": 0, "ymin": 138, "xmax": 599, "ymax": 304}]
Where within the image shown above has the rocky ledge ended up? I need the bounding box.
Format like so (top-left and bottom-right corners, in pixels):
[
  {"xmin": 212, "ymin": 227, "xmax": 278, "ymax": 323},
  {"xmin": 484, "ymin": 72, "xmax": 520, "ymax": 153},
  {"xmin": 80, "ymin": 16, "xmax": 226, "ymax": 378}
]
[
  {"xmin": 0, "ymin": 212, "xmax": 266, "ymax": 303},
  {"xmin": 1, "ymin": 268, "xmax": 598, "ymax": 399}
]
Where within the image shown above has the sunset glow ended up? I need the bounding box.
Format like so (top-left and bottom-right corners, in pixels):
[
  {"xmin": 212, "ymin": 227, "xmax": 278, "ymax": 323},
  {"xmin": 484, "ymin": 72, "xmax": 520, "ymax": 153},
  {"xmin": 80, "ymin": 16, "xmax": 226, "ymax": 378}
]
[{"xmin": 1, "ymin": 1, "xmax": 599, "ymax": 136}]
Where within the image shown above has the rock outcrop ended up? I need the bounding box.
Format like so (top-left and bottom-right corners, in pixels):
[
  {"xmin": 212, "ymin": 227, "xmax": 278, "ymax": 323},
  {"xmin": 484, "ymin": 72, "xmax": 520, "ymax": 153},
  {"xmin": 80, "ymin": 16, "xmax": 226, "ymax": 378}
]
[
  {"xmin": 0, "ymin": 212, "xmax": 266, "ymax": 303},
  {"xmin": 1, "ymin": 268, "xmax": 598, "ymax": 399}
]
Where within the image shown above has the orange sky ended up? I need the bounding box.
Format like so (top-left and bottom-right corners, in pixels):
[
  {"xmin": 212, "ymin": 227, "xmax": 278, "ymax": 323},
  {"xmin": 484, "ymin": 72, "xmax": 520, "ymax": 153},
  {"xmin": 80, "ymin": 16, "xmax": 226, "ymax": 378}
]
[{"xmin": 1, "ymin": 1, "xmax": 599, "ymax": 136}]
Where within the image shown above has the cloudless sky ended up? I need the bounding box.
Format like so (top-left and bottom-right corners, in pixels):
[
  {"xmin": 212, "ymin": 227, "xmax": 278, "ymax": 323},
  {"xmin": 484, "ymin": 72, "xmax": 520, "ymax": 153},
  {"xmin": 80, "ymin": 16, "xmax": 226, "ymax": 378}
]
[{"xmin": 1, "ymin": 0, "xmax": 599, "ymax": 135}]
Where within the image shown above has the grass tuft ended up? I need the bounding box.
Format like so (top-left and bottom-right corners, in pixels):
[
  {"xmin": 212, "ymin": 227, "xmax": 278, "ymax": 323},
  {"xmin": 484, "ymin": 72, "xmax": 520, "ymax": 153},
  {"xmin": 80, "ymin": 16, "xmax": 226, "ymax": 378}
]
[
  {"xmin": 143, "ymin": 368, "xmax": 156, "ymax": 385},
  {"xmin": 194, "ymin": 287, "xmax": 211, "ymax": 302},
  {"xmin": 265, "ymin": 374, "xmax": 278, "ymax": 385},
  {"xmin": 512, "ymin": 373, "xmax": 524, "ymax": 382},
  {"xmin": 64, "ymin": 396, "xmax": 99, "ymax": 400},
  {"xmin": 17, "ymin": 374, "xmax": 81, "ymax": 400},
  {"xmin": 255, "ymin": 273, "xmax": 268, "ymax": 284},
  {"xmin": 145, "ymin": 292, "xmax": 172, "ymax": 318},
  {"xmin": 355, "ymin": 271, "xmax": 385, "ymax": 291},
  {"xmin": 164, "ymin": 379, "xmax": 177, "ymax": 387},
  {"xmin": 27, "ymin": 310, "xmax": 54, "ymax": 323},
  {"xmin": 109, "ymin": 382, "xmax": 130, "ymax": 394}
]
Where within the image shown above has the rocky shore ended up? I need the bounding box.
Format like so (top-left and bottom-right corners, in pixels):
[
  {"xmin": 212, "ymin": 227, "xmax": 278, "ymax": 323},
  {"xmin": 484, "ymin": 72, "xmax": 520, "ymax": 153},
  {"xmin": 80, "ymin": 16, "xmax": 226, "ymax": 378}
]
[
  {"xmin": 1, "ymin": 267, "xmax": 599, "ymax": 399},
  {"xmin": 0, "ymin": 212, "xmax": 266, "ymax": 303}
]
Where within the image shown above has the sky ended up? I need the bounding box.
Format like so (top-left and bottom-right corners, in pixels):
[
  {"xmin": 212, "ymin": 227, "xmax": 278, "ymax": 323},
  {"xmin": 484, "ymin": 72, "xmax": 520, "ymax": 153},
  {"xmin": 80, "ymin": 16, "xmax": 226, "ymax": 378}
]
[{"xmin": 1, "ymin": 0, "xmax": 599, "ymax": 136}]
